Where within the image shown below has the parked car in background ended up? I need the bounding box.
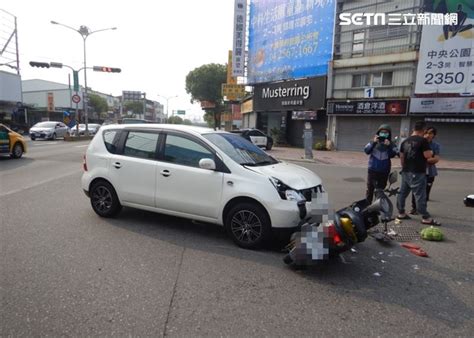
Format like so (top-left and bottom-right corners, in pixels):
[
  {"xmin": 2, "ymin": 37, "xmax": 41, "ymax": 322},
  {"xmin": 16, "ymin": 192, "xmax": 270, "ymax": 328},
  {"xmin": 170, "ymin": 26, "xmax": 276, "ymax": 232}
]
[
  {"xmin": 82, "ymin": 124, "xmax": 323, "ymax": 249},
  {"xmin": 230, "ymin": 128, "xmax": 273, "ymax": 150},
  {"xmin": 70, "ymin": 123, "xmax": 101, "ymax": 136},
  {"xmin": 29, "ymin": 121, "xmax": 69, "ymax": 140},
  {"xmin": 0, "ymin": 123, "xmax": 27, "ymax": 158}
]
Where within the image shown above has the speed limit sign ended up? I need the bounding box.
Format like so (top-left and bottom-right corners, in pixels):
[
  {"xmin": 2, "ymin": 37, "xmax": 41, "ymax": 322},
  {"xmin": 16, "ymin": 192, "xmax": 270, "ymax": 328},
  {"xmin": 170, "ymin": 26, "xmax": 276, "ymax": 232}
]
[{"xmin": 72, "ymin": 94, "xmax": 81, "ymax": 104}]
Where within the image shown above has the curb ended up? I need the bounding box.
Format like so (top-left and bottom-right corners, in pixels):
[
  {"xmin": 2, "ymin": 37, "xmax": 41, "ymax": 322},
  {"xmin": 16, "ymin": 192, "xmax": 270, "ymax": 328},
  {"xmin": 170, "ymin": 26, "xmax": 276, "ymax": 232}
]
[{"xmin": 276, "ymin": 157, "xmax": 474, "ymax": 172}]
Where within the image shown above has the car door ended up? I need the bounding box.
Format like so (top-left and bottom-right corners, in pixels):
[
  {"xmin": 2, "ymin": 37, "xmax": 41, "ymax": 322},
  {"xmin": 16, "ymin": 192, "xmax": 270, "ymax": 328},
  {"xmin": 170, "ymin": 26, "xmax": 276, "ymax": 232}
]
[
  {"xmin": 248, "ymin": 130, "xmax": 265, "ymax": 146},
  {"xmin": 107, "ymin": 130, "xmax": 159, "ymax": 207},
  {"xmin": 55, "ymin": 123, "xmax": 66, "ymax": 137},
  {"xmin": 255, "ymin": 130, "xmax": 268, "ymax": 146},
  {"xmin": 155, "ymin": 132, "xmax": 224, "ymax": 219}
]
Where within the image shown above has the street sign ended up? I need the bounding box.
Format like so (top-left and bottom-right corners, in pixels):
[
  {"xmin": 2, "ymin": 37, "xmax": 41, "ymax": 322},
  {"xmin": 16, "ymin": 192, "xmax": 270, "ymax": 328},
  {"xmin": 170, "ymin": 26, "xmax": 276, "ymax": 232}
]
[
  {"xmin": 176, "ymin": 110, "xmax": 185, "ymax": 115},
  {"xmin": 73, "ymin": 71, "xmax": 79, "ymax": 92},
  {"xmin": 364, "ymin": 87, "xmax": 374, "ymax": 99},
  {"xmin": 72, "ymin": 94, "xmax": 81, "ymax": 104},
  {"xmin": 222, "ymin": 83, "xmax": 246, "ymax": 99}
]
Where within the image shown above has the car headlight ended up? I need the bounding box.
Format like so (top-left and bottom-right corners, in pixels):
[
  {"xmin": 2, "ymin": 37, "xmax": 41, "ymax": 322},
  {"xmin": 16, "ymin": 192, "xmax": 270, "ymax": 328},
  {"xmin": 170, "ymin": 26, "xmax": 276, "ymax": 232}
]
[{"xmin": 269, "ymin": 177, "xmax": 304, "ymax": 201}]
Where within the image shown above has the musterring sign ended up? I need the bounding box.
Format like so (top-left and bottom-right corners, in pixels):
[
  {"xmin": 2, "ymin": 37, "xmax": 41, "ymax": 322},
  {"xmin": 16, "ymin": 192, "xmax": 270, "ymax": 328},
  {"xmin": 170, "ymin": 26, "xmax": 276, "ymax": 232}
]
[
  {"xmin": 253, "ymin": 77, "xmax": 326, "ymax": 112},
  {"xmin": 261, "ymin": 85, "xmax": 310, "ymax": 100}
]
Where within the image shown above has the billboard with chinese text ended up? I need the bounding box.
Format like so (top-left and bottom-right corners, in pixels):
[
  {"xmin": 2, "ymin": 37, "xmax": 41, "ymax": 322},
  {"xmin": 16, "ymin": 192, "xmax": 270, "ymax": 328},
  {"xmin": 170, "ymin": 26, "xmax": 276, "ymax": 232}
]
[
  {"xmin": 248, "ymin": 0, "xmax": 335, "ymax": 84},
  {"xmin": 415, "ymin": 1, "xmax": 474, "ymax": 94},
  {"xmin": 233, "ymin": 0, "xmax": 247, "ymax": 77}
]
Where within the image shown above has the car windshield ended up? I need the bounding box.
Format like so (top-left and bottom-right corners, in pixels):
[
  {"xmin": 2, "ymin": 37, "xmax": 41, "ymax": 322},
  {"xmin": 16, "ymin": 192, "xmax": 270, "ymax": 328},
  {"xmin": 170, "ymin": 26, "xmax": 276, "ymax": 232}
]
[
  {"xmin": 203, "ymin": 132, "xmax": 278, "ymax": 166},
  {"xmin": 34, "ymin": 122, "xmax": 57, "ymax": 128}
]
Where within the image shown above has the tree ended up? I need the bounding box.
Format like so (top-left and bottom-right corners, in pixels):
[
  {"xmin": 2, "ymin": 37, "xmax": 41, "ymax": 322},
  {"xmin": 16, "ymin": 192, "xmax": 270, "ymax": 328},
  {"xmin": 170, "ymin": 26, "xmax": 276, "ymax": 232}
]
[
  {"xmin": 89, "ymin": 94, "xmax": 108, "ymax": 118},
  {"xmin": 185, "ymin": 63, "xmax": 227, "ymax": 129},
  {"xmin": 124, "ymin": 101, "xmax": 144, "ymax": 117},
  {"xmin": 183, "ymin": 119, "xmax": 193, "ymax": 125},
  {"xmin": 167, "ymin": 115, "xmax": 183, "ymax": 124}
]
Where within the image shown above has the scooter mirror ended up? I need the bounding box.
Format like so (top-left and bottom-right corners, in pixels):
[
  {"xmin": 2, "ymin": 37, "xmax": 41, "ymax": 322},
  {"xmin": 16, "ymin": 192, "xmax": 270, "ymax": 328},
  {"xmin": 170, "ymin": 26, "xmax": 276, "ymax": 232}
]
[{"xmin": 388, "ymin": 171, "xmax": 398, "ymax": 185}]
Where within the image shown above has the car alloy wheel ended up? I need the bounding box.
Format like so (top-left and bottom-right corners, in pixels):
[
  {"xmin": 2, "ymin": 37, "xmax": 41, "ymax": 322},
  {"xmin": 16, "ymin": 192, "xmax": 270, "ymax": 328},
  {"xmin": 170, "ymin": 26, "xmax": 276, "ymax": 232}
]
[
  {"xmin": 225, "ymin": 203, "xmax": 271, "ymax": 249},
  {"xmin": 90, "ymin": 181, "xmax": 122, "ymax": 217},
  {"xmin": 52, "ymin": 133, "xmax": 57, "ymax": 140}
]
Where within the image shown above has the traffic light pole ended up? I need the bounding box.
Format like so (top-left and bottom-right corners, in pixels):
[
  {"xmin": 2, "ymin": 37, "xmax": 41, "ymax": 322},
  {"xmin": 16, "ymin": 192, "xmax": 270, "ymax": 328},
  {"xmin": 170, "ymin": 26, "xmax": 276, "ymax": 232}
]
[{"xmin": 30, "ymin": 61, "xmax": 120, "ymax": 132}]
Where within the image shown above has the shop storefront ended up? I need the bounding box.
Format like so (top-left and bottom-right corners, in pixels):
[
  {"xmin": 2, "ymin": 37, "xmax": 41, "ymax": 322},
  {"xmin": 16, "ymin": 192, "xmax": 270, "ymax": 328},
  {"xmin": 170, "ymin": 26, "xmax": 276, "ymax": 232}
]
[
  {"xmin": 327, "ymin": 98, "xmax": 409, "ymax": 151},
  {"xmin": 409, "ymin": 97, "xmax": 474, "ymax": 160},
  {"xmin": 253, "ymin": 77, "xmax": 327, "ymax": 147}
]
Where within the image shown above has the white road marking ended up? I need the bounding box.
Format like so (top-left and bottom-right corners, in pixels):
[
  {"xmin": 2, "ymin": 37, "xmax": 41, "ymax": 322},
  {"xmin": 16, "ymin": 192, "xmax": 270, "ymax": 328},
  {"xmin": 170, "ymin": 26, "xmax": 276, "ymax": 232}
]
[
  {"xmin": 31, "ymin": 142, "xmax": 58, "ymax": 146},
  {"xmin": 75, "ymin": 145, "xmax": 89, "ymax": 148},
  {"xmin": 0, "ymin": 171, "xmax": 80, "ymax": 197}
]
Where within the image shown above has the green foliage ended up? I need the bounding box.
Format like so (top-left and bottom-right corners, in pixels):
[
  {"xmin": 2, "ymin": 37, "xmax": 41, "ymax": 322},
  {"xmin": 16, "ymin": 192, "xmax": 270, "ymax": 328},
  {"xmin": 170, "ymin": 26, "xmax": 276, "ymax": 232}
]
[
  {"xmin": 185, "ymin": 63, "xmax": 227, "ymax": 103},
  {"xmin": 421, "ymin": 226, "xmax": 444, "ymax": 241},
  {"xmin": 314, "ymin": 141, "xmax": 327, "ymax": 151},
  {"xmin": 185, "ymin": 63, "xmax": 227, "ymax": 129},
  {"xmin": 183, "ymin": 119, "xmax": 193, "ymax": 125},
  {"xmin": 270, "ymin": 127, "xmax": 282, "ymax": 145},
  {"xmin": 167, "ymin": 115, "xmax": 183, "ymax": 124},
  {"xmin": 124, "ymin": 101, "xmax": 144, "ymax": 116},
  {"xmin": 89, "ymin": 94, "xmax": 108, "ymax": 115}
]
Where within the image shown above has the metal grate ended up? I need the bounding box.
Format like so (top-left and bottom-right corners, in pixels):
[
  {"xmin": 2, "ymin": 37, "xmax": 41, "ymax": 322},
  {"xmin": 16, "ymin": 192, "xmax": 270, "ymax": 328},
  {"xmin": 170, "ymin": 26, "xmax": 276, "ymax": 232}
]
[{"xmin": 369, "ymin": 221, "xmax": 422, "ymax": 242}]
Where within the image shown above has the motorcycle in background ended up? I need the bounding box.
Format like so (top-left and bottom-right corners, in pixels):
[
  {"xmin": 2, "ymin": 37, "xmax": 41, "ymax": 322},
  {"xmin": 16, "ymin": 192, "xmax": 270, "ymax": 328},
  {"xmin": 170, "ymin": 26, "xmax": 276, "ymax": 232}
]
[{"xmin": 283, "ymin": 172, "xmax": 399, "ymax": 267}]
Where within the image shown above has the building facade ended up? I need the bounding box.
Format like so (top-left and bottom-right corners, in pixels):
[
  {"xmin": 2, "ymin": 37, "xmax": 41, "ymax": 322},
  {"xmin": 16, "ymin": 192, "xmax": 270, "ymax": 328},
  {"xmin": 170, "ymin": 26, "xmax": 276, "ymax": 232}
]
[{"xmin": 327, "ymin": 0, "xmax": 474, "ymax": 159}]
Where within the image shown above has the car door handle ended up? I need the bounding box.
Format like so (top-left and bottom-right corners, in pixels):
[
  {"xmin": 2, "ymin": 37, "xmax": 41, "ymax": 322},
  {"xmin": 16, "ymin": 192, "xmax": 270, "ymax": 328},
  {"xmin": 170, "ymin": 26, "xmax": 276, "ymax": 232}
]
[
  {"xmin": 113, "ymin": 162, "xmax": 122, "ymax": 169},
  {"xmin": 160, "ymin": 169, "xmax": 171, "ymax": 177}
]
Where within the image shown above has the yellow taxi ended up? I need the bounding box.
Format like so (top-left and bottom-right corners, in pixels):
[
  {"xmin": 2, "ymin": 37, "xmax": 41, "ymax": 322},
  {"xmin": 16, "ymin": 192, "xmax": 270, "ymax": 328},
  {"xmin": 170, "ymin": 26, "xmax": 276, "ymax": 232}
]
[{"xmin": 0, "ymin": 123, "xmax": 27, "ymax": 159}]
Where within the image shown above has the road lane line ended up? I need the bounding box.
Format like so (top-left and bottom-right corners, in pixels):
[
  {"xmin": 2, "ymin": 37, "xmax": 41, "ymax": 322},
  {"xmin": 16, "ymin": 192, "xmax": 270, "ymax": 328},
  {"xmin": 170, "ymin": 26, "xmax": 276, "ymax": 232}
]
[
  {"xmin": 75, "ymin": 145, "xmax": 89, "ymax": 148},
  {"xmin": 0, "ymin": 171, "xmax": 80, "ymax": 197}
]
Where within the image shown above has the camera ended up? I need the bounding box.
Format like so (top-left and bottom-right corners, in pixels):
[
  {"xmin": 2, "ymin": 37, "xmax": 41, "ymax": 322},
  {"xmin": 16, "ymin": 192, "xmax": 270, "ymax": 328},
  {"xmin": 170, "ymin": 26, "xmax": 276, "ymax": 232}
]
[{"xmin": 377, "ymin": 136, "xmax": 386, "ymax": 142}]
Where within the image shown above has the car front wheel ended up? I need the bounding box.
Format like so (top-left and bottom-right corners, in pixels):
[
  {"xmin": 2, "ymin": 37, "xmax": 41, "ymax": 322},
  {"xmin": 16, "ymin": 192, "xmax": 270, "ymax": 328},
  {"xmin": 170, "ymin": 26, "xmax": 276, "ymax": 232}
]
[
  {"xmin": 90, "ymin": 181, "xmax": 122, "ymax": 217},
  {"xmin": 225, "ymin": 203, "xmax": 271, "ymax": 249},
  {"xmin": 11, "ymin": 142, "xmax": 23, "ymax": 159}
]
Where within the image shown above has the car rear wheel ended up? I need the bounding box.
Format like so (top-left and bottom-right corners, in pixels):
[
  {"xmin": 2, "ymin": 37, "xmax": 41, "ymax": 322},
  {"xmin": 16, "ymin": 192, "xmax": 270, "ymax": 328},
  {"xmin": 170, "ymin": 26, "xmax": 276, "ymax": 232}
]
[
  {"xmin": 225, "ymin": 203, "xmax": 271, "ymax": 249},
  {"xmin": 11, "ymin": 142, "xmax": 23, "ymax": 159},
  {"xmin": 52, "ymin": 133, "xmax": 57, "ymax": 140},
  {"xmin": 90, "ymin": 181, "xmax": 122, "ymax": 217},
  {"xmin": 266, "ymin": 141, "xmax": 273, "ymax": 151}
]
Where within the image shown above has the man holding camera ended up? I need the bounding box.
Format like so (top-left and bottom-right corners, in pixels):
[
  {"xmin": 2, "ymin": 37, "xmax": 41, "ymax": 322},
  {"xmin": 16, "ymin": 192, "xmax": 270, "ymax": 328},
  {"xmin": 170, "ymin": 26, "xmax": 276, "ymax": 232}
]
[{"xmin": 364, "ymin": 124, "xmax": 398, "ymax": 203}]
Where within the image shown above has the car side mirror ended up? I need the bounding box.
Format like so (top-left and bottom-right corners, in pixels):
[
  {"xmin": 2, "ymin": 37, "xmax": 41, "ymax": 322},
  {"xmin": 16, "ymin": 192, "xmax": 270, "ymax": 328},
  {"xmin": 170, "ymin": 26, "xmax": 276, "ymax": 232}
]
[{"xmin": 199, "ymin": 158, "xmax": 216, "ymax": 170}]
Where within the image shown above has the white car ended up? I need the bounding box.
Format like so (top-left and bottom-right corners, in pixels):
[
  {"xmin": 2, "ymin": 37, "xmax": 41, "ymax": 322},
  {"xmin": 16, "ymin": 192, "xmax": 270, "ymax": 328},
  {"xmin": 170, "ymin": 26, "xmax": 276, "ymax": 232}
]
[
  {"xmin": 29, "ymin": 121, "xmax": 69, "ymax": 140},
  {"xmin": 70, "ymin": 123, "xmax": 101, "ymax": 136},
  {"xmin": 81, "ymin": 124, "xmax": 323, "ymax": 248}
]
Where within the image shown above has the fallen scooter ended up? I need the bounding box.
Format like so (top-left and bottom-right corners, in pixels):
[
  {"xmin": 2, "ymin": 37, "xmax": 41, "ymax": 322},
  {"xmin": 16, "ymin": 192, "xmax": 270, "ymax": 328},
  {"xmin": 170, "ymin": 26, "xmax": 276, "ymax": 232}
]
[{"xmin": 283, "ymin": 172, "xmax": 399, "ymax": 267}]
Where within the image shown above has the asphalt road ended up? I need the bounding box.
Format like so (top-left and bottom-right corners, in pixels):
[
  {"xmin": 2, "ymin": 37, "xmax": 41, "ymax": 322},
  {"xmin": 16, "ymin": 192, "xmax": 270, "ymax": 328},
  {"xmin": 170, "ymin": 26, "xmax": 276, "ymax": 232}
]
[{"xmin": 1, "ymin": 140, "xmax": 473, "ymax": 336}]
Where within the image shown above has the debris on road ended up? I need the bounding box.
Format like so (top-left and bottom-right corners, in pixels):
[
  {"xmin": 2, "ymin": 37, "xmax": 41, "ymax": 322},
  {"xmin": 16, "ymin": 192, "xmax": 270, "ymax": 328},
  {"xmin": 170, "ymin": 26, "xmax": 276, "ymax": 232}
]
[{"xmin": 421, "ymin": 226, "xmax": 444, "ymax": 241}]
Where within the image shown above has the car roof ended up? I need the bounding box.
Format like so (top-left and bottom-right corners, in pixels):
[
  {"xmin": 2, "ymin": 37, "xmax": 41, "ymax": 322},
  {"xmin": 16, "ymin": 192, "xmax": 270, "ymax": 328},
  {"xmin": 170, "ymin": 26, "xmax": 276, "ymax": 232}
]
[{"xmin": 101, "ymin": 123, "xmax": 215, "ymax": 135}]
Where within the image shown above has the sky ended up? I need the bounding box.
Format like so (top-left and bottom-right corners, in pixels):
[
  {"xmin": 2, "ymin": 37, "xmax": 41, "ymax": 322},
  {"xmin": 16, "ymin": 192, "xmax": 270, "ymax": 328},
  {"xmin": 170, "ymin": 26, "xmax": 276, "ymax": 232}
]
[{"xmin": 1, "ymin": 0, "xmax": 235, "ymax": 121}]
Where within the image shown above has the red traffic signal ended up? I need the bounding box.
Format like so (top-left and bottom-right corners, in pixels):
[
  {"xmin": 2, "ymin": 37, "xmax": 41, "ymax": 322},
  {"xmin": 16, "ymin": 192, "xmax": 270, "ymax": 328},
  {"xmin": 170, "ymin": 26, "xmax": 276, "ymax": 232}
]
[
  {"xmin": 93, "ymin": 66, "xmax": 121, "ymax": 73},
  {"xmin": 29, "ymin": 61, "xmax": 50, "ymax": 68}
]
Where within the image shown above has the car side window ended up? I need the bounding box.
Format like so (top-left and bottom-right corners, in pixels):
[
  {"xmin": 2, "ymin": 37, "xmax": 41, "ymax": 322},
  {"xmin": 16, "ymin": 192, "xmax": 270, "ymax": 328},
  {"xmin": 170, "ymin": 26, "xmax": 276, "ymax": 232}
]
[
  {"xmin": 103, "ymin": 130, "xmax": 120, "ymax": 154},
  {"xmin": 164, "ymin": 134, "xmax": 213, "ymax": 168},
  {"xmin": 248, "ymin": 130, "xmax": 258, "ymax": 137},
  {"xmin": 123, "ymin": 131, "xmax": 159, "ymax": 160}
]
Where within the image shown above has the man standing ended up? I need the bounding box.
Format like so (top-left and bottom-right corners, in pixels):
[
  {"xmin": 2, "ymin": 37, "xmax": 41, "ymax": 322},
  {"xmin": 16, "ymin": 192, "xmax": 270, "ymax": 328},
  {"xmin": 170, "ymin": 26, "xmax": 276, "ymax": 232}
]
[
  {"xmin": 410, "ymin": 126, "xmax": 440, "ymax": 214},
  {"xmin": 364, "ymin": 124, "xmax": 398, "ymax": 203},
  {"xmin": 397, "ymin": 121, "xmax": 441, "ymax": 226}
]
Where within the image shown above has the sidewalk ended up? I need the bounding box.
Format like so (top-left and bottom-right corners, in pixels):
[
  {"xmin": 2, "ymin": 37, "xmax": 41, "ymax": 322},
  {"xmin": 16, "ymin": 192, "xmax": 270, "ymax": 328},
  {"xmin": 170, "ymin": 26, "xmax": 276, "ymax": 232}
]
[{"xmin": 270, "ymin": 147, "xmax": 474, "ymax": 172}]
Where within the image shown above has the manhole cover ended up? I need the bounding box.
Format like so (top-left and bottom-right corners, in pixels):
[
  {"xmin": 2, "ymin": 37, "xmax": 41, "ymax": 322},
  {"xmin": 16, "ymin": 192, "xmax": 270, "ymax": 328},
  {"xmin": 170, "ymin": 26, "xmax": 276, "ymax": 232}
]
[
  {"xmin": 343, "ymin": 177, "xmax": 365, "ymax": 182},
  {"xmin": 369, "ymin": 222, "xmax": 422, "ymax": 242}
]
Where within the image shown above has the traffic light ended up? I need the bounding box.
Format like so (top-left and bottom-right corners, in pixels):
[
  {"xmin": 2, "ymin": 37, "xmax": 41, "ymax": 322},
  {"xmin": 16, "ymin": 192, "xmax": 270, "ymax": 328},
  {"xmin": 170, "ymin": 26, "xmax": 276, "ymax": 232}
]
[
  {"xmin": 93, "ymin": 66, "xmax": 121, "ymax": 73},
  {"xmin": 29, "ymin": 61, "xmax": 50, "ymax": 68}
]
